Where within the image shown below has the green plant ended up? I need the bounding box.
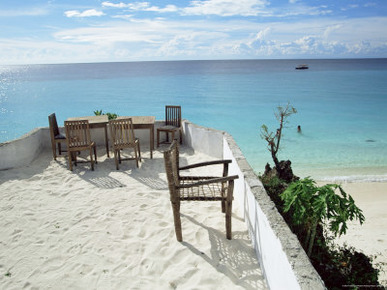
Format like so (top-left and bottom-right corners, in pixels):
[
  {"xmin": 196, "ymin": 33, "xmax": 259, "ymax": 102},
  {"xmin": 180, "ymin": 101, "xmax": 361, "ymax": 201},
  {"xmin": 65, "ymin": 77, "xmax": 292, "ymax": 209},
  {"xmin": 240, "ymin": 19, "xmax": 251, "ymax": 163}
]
[
  {"xmin": 93, "ymin": 110, "xmax": 118, "ymax": 120},
  {"xmin": 106, "ymin": 112, "xmax": 118, "ymax": 120},
  {"xmin": 94, "ymin": 109, "xmax": 103, "ymax": 116},
  {"xmin": 280, "ymin": 177, "xmax": 365, "ymax": 257}
]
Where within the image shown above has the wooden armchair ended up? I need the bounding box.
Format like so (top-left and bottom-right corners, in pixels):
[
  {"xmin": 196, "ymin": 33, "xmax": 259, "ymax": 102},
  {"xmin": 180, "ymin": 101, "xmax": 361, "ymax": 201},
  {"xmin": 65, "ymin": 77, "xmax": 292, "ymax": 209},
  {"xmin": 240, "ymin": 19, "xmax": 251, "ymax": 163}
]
[
  {"xmin": 109, "ymin": 118, "xmax": 141, "ymax": 170},
  {"xmin": 157, "ymin": 105, "xmax": 182, "ymax": 147},
  {"xmin": 163, "ymin": 140, "xmax": 239, "ymax": 242},
  {"xmin": 48, "ymin": 113, "xmax": 67, "ymax": 160},
  {"xmin": 64, "ymin": 120, "xmax": 97, "ymax": 171}
]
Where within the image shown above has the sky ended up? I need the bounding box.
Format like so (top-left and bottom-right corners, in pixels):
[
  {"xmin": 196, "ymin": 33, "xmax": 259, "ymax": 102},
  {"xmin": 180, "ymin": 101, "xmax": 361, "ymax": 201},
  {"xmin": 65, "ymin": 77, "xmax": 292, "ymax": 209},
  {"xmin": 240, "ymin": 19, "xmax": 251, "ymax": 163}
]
[{"xmin": 0, "ymin": 0, "xmax": 387, "ymax": 65}]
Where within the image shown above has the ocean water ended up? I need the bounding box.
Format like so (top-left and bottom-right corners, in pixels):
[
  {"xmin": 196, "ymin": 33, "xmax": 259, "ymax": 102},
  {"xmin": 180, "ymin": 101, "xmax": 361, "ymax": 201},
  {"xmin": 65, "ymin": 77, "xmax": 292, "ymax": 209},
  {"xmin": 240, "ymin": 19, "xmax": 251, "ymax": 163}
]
[{"xmin": 1, "ymin": 59, "xmax": 387, "ymax": 182}]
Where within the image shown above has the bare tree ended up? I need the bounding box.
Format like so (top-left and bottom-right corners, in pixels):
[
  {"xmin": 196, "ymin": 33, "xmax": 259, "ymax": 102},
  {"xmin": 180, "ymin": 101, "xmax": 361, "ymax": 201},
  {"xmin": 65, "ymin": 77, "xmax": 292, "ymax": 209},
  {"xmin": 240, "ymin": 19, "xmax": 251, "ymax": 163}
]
[{"xmin": 261, "ymin": 103, "xmax": 297, "ymax": 180}]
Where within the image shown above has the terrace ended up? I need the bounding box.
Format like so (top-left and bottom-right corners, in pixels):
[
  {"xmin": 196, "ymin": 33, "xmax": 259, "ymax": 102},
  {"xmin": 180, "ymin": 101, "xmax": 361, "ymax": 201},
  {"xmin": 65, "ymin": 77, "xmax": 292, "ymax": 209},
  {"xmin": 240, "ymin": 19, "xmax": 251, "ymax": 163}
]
[{"xmin": 0, "ymin": 120, "xmax": 324, "ymax": 289}]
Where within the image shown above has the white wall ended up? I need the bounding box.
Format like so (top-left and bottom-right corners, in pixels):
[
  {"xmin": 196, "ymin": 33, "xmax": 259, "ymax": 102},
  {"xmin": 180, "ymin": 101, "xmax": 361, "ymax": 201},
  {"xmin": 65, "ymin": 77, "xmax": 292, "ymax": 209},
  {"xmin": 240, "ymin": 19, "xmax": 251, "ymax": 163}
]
[
  {"xmin": 182, "ymin": 121, "xmax": 325, "ymax": 290},
  {"xmin": 0, "ymin": 128, "xmax": 49, "ymax": 170}
]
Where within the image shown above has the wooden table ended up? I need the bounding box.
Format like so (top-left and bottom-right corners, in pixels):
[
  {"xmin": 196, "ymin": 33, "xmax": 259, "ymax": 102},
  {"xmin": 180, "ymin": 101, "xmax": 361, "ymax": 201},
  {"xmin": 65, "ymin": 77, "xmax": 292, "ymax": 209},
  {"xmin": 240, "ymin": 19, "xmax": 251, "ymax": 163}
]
[
  {"xmin": 66, "ymin": 115, "xmax": 110, "ymax": 157},
  {"xmin": 66, "ymin": 116, "xmax": 155, "ymax": 159},
  {"xmin": 118, "ymin": 116, "xmax": 155, "ymax": 159}
]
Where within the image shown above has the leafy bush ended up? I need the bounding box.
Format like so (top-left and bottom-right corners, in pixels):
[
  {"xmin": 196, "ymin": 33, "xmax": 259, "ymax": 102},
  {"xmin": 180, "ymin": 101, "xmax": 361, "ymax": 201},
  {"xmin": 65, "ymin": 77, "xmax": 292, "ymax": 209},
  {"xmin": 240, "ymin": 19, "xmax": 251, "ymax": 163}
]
[
  {"xmin": 260, "ymin": 175, "xmax": 381, "ymax": 289},
  {"xmin": 94, "ymin": 110, "xmax": 118, "ymax": 120}
]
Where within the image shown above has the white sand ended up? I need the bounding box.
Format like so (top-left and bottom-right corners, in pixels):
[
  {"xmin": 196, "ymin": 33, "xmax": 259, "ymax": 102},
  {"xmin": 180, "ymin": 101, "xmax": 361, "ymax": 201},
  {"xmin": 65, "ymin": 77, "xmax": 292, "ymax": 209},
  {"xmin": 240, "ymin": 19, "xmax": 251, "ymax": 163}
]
[
  {"xmin": 337, "ymin": 182, "xmax": 387, "ymax": 285},
  {"xmin": 317, "ymin": 181, "xmax": 387, "ymax": 285},
  {"xmin": 0, "ymin": 147, "xmax": 267, "ymax": 290}
]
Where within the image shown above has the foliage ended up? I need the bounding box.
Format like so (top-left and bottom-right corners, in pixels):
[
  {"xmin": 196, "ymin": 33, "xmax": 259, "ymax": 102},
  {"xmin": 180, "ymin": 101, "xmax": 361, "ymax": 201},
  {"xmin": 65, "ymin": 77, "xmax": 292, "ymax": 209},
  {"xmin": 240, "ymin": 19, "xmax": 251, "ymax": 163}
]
[
  {"xmin": 94, "ymin": 110, "xmax": 118, "ymax": 120},
  {"xmin": 312, "ymin": 237, "xmax": 380, "ymax": 289},
  {"xmin": 260, "ymin": 102, "xmax": 297, "ymax": 170},
  {"xmin": 261, "ymin": 175, "xmax": 381, "ymax": 288},
  {"xmin": 280, "ymin": 177, "xmax": 365, "ymax": 257}
]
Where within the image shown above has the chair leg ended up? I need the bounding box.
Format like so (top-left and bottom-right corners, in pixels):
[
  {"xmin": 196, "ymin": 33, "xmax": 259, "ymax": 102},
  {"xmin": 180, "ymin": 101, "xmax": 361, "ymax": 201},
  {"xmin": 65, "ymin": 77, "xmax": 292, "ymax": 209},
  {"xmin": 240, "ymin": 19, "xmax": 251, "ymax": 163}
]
[
  {"xmin": 94, "ymin": 145, "xmax": 98, "ymax": 164},
  {"xmin": 157, "ymin": 130, "xmax": 160, "ymax": 147},
  {"xmin": 58, "ymin": 143, "xmax": 62, "ymax": 155},
  {"xmin": 90, "ymin": 148, "xmax": 94, "ymax": 171},
  {"xmin": 226, "ymin": 180, "xmax": 234, "ymax": 240},
  {"xmin": 134, "ymin": 147, "xmax": 139, "ymax": 168},
  {"xmin": 171, "ymin": 200, "xmax": 182, "ymax": 242},
  {"xmin": 114, "ymin": 149, "xmax": 119, "ymax": 170},
  {"xmin": 68, "ymin": 151, "xmax": 73, "ymax": 171},
  {"xmin": 51, "ymin": 142, "xmax": 57, "ymax": 160},
  {"xmin": 137, "ymin": 142, "xmax": 141, "ymax": 160}
]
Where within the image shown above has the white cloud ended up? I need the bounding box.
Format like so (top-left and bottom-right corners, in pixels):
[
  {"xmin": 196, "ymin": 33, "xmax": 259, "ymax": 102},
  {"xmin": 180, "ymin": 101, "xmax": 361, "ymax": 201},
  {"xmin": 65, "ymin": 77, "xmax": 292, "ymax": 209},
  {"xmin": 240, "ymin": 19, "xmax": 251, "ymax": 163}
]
[
  {"xmin": 102, "ymin": 1, "xmax": 129, "ymax": 8},
  {"xmin": 182, "ymin": 0, "xmax": 269, "ymax": 16},
  {"xmin": 102, "ymin": 1, "xmax": 178, "ymax": 13},
  {"xmin": 65, "ymin": 9, "xmax": 105, "ymax": 18},
  {"xmin": 0, "ymin": 8, "xmax": 48, "ymax": 17},
  {"xmin": 1, "ymin": 14, "xmax": 387, "ymax": 65}
]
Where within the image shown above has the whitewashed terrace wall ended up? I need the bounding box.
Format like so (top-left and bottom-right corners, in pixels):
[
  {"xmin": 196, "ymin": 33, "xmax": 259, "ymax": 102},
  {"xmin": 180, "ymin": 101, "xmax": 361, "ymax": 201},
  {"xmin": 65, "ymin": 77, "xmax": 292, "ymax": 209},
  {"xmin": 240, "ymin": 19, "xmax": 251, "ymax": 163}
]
[{"xmin": 183, "ymin": 120, "xmax": 325, "ymax": 290}]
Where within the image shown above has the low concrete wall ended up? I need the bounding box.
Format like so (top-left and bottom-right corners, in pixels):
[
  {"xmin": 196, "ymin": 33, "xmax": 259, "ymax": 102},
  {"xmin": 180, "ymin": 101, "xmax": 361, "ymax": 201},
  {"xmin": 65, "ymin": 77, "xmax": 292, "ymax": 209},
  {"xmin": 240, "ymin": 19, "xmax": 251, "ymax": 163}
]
[
  {"xmin": 0, "ymin": 128, "xmax": 50, "ymax": 170},
  {"xmin": 182, "ymin": 120, "xmax": 325, "ymax": 290},
  {"xmin": 1, "ymin": 120, "xmax": 325, "ymax": 289}
]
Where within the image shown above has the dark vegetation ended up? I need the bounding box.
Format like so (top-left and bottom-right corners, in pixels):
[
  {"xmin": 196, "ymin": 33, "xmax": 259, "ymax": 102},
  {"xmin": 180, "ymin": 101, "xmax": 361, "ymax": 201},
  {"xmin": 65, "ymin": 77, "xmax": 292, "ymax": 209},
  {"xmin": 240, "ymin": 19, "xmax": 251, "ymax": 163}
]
[{"xmin": 259, "ymin": 104, "xmax": 381, "ymax": 289}]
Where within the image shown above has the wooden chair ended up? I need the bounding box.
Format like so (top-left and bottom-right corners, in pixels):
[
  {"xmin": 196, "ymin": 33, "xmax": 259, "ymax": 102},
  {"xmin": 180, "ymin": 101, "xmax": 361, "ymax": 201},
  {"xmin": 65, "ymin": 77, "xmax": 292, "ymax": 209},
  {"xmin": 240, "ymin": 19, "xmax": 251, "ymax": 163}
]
[
  {"xmin": 163, "ymin": 140, "xmax": 239, "ymax": 242},
  {"xmin": 157, "ymin": 105, "xmax": 182, "ymax": 147},
  {"xmin": 48, "ymin": 113, "xmax": 67, "ymax": 160},
  {"xmin": 109, "ymin": 118, "xmax": 141, "ymax": 170},
  {"xmin": 64, "ymin": 120, "xmax": 97, "ymax": 171}
]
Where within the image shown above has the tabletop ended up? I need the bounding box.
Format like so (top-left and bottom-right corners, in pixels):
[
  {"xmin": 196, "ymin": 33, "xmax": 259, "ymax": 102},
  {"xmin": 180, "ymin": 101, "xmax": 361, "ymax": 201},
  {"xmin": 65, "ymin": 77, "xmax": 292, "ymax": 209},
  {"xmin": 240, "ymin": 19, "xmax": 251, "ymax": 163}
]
[{"xmin": 66, "ymin": 115, "xmax": 109, "ymax": 124}]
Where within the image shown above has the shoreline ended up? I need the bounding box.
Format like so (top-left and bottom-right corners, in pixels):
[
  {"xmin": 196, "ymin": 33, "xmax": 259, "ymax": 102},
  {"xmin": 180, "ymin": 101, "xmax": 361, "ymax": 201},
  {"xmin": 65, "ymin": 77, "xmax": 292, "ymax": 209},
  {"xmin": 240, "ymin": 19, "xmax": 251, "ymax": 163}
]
[{"xmin": 317, "ymin": 181, "xmax": 387, "ymax": 285}]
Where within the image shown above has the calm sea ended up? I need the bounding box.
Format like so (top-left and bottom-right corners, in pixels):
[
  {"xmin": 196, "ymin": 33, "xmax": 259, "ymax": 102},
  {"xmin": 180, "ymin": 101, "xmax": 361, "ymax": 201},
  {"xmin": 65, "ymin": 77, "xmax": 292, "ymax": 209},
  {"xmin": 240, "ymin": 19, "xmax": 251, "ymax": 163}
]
[{"xmin": 1, "ymin": 59, "xmax": 387, "ymax": 181}]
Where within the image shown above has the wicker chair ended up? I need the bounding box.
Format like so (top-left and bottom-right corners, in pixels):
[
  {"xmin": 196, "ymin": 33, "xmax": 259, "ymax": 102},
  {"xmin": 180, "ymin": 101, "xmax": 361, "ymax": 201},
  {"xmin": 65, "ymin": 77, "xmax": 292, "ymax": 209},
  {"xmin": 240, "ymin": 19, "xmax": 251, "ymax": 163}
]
[
  {"xmin": 48, "ymin": 113, "xmax": 67, "ymax": 160},
  {"xmin": 109, "ymin": 118, "xmax": 141, "ymax": 170},
  {"xmin": 157, "ymin": 105, "xmax": 182, "ymax": 147},
  {"xmin": 64, "ymin": 120, "xmax": 97, "ymax": 171},
  {"xmin": 163, "ymin": 140, "xmax": 239, "ymax": 241}
]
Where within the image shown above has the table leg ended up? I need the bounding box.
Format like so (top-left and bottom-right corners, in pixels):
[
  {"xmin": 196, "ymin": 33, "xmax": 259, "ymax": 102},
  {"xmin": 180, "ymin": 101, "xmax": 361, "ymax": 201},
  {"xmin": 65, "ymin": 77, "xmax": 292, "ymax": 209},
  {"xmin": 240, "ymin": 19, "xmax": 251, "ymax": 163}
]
[
  {"xmin": 150, "ymin": 124, "xmax": 154, "ymax": 159},
  {"xmin": 104, "ymin": 125, "xmax": 110, "ymax": 157}
]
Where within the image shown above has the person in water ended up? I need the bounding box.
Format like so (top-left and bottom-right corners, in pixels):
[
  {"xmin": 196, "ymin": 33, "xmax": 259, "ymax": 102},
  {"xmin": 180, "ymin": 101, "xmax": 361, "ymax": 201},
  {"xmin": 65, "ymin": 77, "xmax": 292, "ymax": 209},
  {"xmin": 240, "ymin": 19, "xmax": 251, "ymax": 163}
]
[{"xmin": 297, "ymin": 125, "xmax": 302, "ymax": 133}]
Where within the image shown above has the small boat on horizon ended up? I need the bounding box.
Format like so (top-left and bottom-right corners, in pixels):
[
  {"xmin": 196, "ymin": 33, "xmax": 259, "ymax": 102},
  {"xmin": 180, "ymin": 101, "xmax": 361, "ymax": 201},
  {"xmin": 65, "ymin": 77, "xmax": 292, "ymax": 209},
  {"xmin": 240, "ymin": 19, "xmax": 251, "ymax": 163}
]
[{"xmin": 295, "ymin": 64, "xmax": 309, "ymax": 70}]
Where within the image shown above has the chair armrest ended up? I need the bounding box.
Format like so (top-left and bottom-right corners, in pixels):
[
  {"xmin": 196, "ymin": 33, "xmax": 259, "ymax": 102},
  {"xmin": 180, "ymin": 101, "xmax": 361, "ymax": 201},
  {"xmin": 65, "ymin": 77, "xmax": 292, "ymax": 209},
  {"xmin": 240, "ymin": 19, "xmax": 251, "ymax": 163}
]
[
  {"xmin": 179, "ymin": 159, "xmax": 232, "ymax": 170},
  {"xmin": 177, "ymin": 175, "xmax": 239, "ymax": 189}
]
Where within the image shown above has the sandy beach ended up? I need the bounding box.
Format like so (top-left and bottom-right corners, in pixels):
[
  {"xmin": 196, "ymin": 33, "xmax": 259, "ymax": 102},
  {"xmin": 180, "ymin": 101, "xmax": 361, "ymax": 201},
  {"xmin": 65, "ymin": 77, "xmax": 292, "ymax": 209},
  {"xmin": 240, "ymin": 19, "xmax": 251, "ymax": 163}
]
[
  {"xmin": 333, "ymin": 182, "xmax": 387, "ymax": 286},
  {"xmin": 0, "ymin": 147, "xmax": 267, "ymax": 290}
]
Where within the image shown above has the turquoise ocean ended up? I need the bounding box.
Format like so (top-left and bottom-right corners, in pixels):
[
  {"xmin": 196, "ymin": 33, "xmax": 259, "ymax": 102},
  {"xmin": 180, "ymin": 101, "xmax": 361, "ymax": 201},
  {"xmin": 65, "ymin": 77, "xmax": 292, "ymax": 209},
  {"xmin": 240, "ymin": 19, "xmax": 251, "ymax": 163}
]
[{"xmin": 1, "ymin": 59, "xmax": 387, "ymax": 182}]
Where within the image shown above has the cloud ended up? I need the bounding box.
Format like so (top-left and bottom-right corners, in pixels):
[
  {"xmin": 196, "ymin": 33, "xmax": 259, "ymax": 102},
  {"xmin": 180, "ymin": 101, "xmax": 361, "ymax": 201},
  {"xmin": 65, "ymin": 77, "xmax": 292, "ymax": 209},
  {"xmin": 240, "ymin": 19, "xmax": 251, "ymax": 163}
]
[
  {"xmin": 1, "ymin": 12, "xmax": 387, "ymax": 65},
  {"xmin": 102, "ymin": 1, "xmax": 178, "ymax": 13},
  {"xmin": 65, "ymin": 9, "xmax": 105, "ymax": 18},
  {"xmin": 0, "ymin": 8, "xmax": 48, "ymax": 17},
  {"xmin": 182, "ymin": 0, "xmax": 269, "ymax": 16}
]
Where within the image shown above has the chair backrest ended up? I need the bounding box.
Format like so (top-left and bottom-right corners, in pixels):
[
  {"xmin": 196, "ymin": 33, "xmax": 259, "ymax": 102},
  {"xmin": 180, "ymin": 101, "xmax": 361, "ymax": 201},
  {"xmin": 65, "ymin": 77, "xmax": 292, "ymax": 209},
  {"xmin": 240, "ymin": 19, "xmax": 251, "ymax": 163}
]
[
  {"xmin": 109, "ymin": 118, "xmax": 136, "ymax": 147},
  {"xmin": 163, "ymin": 140, "xmax": 180, "ymax": 189},
  {"xmin": 64, "ymin": 120, "xmax": 92, "ymax": 148},
  {"xmin": 165, "ymin": 105, "xmax": 181, "ymax": 127},
  {"xmin": 48, "ymin": 113, "xmax": 60, "ymax": 138}
]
